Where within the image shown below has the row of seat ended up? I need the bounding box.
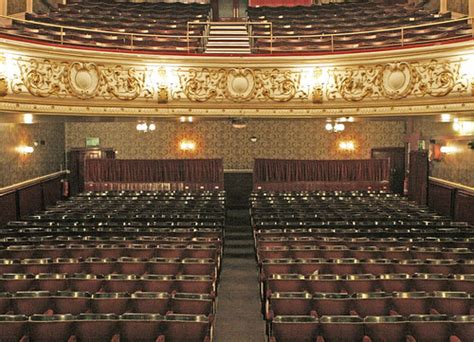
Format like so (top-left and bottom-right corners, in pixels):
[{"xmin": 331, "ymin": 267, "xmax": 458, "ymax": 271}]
[
  {"xmin": 267, "ymin": 291, "xmax": 473, "ymax": 318},
  {"xmin": 0, "ymin": 257, "xmax": 217, "ymax": 276},
  {"xmin": 0, "ymin": 290, "xmax": 214, "ymax": 316},
  {"xmin": 257, "ymin": 246, "xmax": 473, "ymax": 260},
  {"xmin": 261, "ymin": 258, "xmax": 474, "ymax": 276},
  {"xmin": 257, "ymin": 236, "xmax": 474, "ymax": 248},
  {"xmin": 1, "ymin": 244, "xmax": 220, "ymax": 259},
  {"xmin": 0, "ymin": 313, "xmax": 211, "ymax": 342},
  {"xmin": 250, "ymin": 190, "xmax": 473, "ymax": 341},
  {"xmin": 0, "ymin": 190, "xmax": 225, "ymax": 341},
  {"xmin": 269, "ymin": 314, "xmax": 473, "ymax": 342},
  {"xmin": 0, "ymin": 274, "xmax": 215, "ymax": 294},
  {"xmin": 265, "ymin": 273, "xmax": 473, "ymax": 294}
]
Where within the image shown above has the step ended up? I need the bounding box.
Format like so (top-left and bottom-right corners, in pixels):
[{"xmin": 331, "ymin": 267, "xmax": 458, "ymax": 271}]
[
  {"xmin": 210, "ymin": 25, "xmax": 248, "ymax": 30},
  {"xmin": 209, "ymin": 30, "xmax": 248, "ymax": 35},
  {"xmin": 205, "ymin": 48, "xmax": 251, "ymax": 53},
  {"xmin": 208, "ymin": 36, "xmax": 250, "ymax": 41},
  {"xmin": 206, "ymin": 41, "xmax": 250, "ymax": 47},
  {"xmin": 204, "ymin": 49, "xmax": 251, "ymax": 55}
]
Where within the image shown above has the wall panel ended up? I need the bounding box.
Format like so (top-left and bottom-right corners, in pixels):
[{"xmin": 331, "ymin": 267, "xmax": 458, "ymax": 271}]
[
  {"xmin": 0, "ymin": 192, "xmax": 17, "ymax": 226},
  {"xmin": 66, "ymin": 119, "xmax": 405, "ymax": 170},
  {"xmin": 428, "ymin": 181, "xmax": 454, "ymax": 217},
  {"xmin": 454, "ymin": 190, "xmax": 474, "ymax": 225}
]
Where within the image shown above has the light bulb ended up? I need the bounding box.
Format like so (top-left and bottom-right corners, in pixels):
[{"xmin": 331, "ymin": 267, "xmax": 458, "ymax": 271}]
[{"xmin": 325, "ymin": 123, "xmax": 333, "ymax": 131}]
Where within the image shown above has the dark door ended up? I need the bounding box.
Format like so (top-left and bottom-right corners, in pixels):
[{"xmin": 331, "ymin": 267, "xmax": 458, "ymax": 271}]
[
  {"xmin": 218, "ymin": 0, "xmax": 248, "ymax": 19},
  {"xmin": 371, "ymin": 147, "xmax": 406, "ymax": 194},
  {"xmin": 408, "ymin": 151, "xmax": 429, "ymax": 205}
]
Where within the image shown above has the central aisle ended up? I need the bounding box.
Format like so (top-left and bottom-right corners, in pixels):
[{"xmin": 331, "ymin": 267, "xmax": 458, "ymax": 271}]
[{"xmin": 214, "ymin": 209, "xmax": 266, "ymax": 342}]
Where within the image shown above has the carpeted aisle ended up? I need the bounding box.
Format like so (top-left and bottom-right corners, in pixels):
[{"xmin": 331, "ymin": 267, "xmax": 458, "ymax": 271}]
[{"xmin": 214, "ymin": 209, "xmax": 266, "ymax": 342}]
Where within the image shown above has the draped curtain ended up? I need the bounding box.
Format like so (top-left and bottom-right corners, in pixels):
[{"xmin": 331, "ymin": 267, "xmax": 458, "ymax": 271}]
[
  {"xmin": 253, "ymin": 158, "xmax": 390, "ymax": 190},
  {"xmin": 249, "ymin": 0, "xmax": 314, "ymax": 7},
  {"xmin": 85, "ymin": 159, "xmax": 224, "ymax": 185}
]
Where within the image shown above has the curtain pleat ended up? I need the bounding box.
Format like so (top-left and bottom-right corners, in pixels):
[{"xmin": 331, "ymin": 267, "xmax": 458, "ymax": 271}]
[
  {"xmin": 85, "ymin": 159, "xmax": 224, "ymax": 185},
  {"xmin": 254, "ymin": 158, "xmax": 390, "ymax": 184}
]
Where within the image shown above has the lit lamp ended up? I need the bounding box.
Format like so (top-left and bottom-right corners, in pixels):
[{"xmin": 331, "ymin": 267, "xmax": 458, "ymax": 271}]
[
  {"xmin": 17, "ymin": 145, "xmax": 34, "ymax": 155},
  {"xmin": 339, "ymin": 141, "xmax": 355, "ymax": 151},
  {"xmin": 179, "ymin": 139, "xmax": 196, "ymax": 152}
]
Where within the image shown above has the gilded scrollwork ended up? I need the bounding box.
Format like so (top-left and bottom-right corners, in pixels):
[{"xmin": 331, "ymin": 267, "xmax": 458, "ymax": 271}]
[
  {"xmin": 327, "ymin": 59, "xmax": 467, "ymax": 102},
  {"xmin": 173, "ymin": 67, "xmax": 306, "ymax": 102},
  {"xmin": 12, "ymin": 57, "xmax": 145, "ymax": 101}
]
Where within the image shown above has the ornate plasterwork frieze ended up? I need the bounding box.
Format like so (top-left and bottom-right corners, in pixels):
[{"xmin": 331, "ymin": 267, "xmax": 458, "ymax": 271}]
[
  {"xmin": 0, "ymin": 52, "xmax": 472, "ymax": 111},
  {"xmin": 327, "ymin": 60, "xmax": 468, "ymax": 102}
]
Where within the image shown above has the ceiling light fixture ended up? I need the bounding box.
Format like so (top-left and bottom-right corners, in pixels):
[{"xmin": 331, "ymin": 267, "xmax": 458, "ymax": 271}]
[{"xmin": 231, "ymin": 118, "xmax": 247, "ymax": 129}]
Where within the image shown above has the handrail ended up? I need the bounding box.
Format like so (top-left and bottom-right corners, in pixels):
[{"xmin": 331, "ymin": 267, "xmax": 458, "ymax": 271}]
[
  {"xmin": 0, "ymin": 14, "xmax": 472, "ymax": 54},
  {"xmin": 0, "ymin": 170, "xmax": 69, "ymax": 196},
  {"xmin": 429, "ymin": 176, "xmax": 474, "ymax": 194}
]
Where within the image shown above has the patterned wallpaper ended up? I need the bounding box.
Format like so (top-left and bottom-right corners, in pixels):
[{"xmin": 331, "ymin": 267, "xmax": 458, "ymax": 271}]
[
  {"xmin": 65, "ymin": 119, "xmax": 405, "ymax": 170},
  {"xmin": 447, "ymin": 0, "xmax": 468, "ymax": 14},
  {"xmin": 0, "ymin": 123, "xmax": 65, "ymax": 187},
  {"xmin": 7, "ymin": 0, "xmax": 26, "ymax": 15},
  {"xmin": 414, "ymin": 119, "xmax": 474, "ymax": 187}
]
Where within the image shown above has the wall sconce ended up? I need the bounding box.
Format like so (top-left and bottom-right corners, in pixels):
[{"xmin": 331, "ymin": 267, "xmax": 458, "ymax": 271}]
[
  {"xmin": 339, "ymin": 141, "xmax": 355, "ymax": 151},
  {"xmin": 179, "ymin": 139, "xmax": 196, "ymax": 151},
  {"xmin": 440, "ymin": 145, "xmax": 457, "ymax": 154},
  {"xmin": 453, "ymin": 119, "xmax": 474, "ymax": 135},
  {"xmin": 23, "ymin": 113, "xmax": 33, "ymax": 124},
  {"xmin": 17, "ymin": 145, "xmax": 34, "ymax": 155},
  {"xmin": 136, "ymin": 121, "xmax": 156, "ymax": 133},
  {"xmin": 180, "ymin": 116, "xmax": 193, "ymax": 123}
]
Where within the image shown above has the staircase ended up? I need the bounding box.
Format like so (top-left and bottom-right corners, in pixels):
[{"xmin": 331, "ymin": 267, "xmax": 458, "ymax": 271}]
[{"xmin": 204, "ymin": 23, "xmax": 251, "ymax": 54}]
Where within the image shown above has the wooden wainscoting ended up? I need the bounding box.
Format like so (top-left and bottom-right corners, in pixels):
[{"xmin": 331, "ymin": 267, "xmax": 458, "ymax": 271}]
[
  {"xmin": 0, "ymin": 171, "xmax": 68, "ymax": 226},
  {"xmin": 428, "ymin": 177, "xmax": 474, "ymax": 225}
]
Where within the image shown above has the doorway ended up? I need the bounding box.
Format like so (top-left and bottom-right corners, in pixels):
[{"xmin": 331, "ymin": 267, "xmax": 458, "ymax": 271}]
[
  {"xmin": 217, "ymin": 0, "xmax": 248, "ymax": 20},
  {"xmin": 371, "ymin": 147, "xmax": 406, "ymax": 194}
]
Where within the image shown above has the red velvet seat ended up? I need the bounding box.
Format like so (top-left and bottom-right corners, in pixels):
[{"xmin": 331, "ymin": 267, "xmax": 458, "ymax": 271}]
[
  {"xmin": 452, "ymin": 315, "xmax": 474, "ymax": 342},
  {"xmin": 68, "ymin": 273, "xmax": 103, "ymax": 293},
  {"xmin": 131, "ymin": 292, "xmax": 170, "ymax": 314},
  {"xmin": 305, "ymin": 274, "xmax": 341, "ymax": 293},
  {"xmin": 181, "ymin": 258, "xmax": 215, "ymax": 276},
  {"xmin": 353, "ymin": 292, "xmax": 392, "ymax": 317},
  {"xmin": 156, "ymin": 244, "xmax": 187, "ymax": 259},
  {"xmin": 349, "ymin": 246, "xmax": 380, "ymax": 260},
  {"xmin": 361, "ymin": 259, "xmax": 393, "ymax": 275},
  {"xmin": 119, "ymin": 313, "xmax": 163, "ymax": 342},
  {"xmin": 21, "ymin": 258, "xmax": 52, "ymax": 274},
  {"xmin": 0, "ymin": 259, "xmax": 21, "ymax": 274},
  {"xmin": 294, "ymin": 258, "xmax": 327, "ymax": 275},
  {"xmin": 35, "ymin": 273, "xmax": 69, "ymax": 292},
  {"xmin": 342, "ymin": 274, "xmax": 376, "ymax": 294},
  {"xmin": 412, "ymin": 273, "xmax": 450, "ymax": 292},
  {"xmin": 162, "ymin": 314, "xmax": 210, "ymax": 342},
  {"xmin": 0, "ymin": 274, "xmax": 35, "ymax": 292},
  {"xmin": 91, "ymin": 292, "xmax": 130, "ymax": 314},
  {"xmin": 319, "ymin": 315, "xmax": 364, "ymax": 342},
  {"xmin": 149, "ymin": 258, "xmax": 181, "ymax": 275},
  {"xmin": 269, "ymin": 292, "xmax": 313, "ymax": 316},
  {"xmin": 176, "ymin": 275, "xmax": 215, "ymax": 293},
  {"xmin": 377, "ymin": 274, "xmax": 411, "ymax": 292},
  {"xmin": 6, "ymin": 245, "xmax": 35, "ymax": 259},
  {"xmin": 67, "ymin": 244, "xmax": 96, "ymax": 259},
  {"xmin": 327, "ymin": 259, "xmax": 361, "ymax": 275},
  {"xmin": 270, "ymin": 315, "xmax": 319, "ymax": 342},
  {"xmin": 0, "ymin": 315, "xmax": 28, "ymax": 342},
  {"xmin": 36, "ymin": 245, "xmax": 66, "ymax": 259},
  {"xmin": 291, "ymin": 246, "xmax": 319, "ymax": 259},
  {"xmin": 393, "ymin": 259, "xmax": 425, "ymax": 275},
  {"xmin": 312, "ymin": 293, "xmax": 351, "ymax": 316},
  {"xmin": 141, "ymin": 274, "xmax": 176, "ymax": 293},
  {"xmin": 425, "ymin": 259, "xmax": 458, "ymax": 274},
  {"xmin": 52, "ymin": 291, "xmax": 91, "ymax": 315},
  {"xmin": 391, "ymin": 292, "xmax": 430, "ymax": 316},
  {"xmin": 118, "ymin": 257, "xmax": 148, "ymax": 275},
  {"xmin": 104, "ymin": 274, "xmax": 138, "ymax": 293},
  {"xmin": 452, "ymin": 274, "xmax": 474, "ymax": 292},
  {"xmin": 75, "ymin": 313, "xmax": 119, "ymax": 342},
  {"xmin": 29, "ymin": 314, "xmax": 74, "ymax": 341},
  {"xmin": 127, "ymin": 244, "xmax": 157, "ymax": 259},
  {"xmin": 431, "ymin": 291, "xmax": 471, "ymax": 315},
  {"xmin": 0, "ymin": 292, "xmax": 11, "ymax": 314},
  {"xmin": 170, "ymin": 293, "xmax": 213, "ymax": 315},
  {"xmin": 96, "ymin": 244, "xmax": 128, "ymax": 259},
  {"xmin": 363, "ymin": 315, "xmax": 407, "ymax": 342},
  {"xmin": 259, "ymin": 247, "xmax": 291, "ymax": 260},
  {"xmin": 11, "ymin": 291, "xmax": 51, "ymax": 315},
  {"xmin": 85, "ymin": 257, "xmax": 116, "ymax": 275},
  {"xmin": 53, "ymin": 258, "xmax": 83, "ymax": 274},
  {"xmin": 267, "ymin": 274, "xmax": 306, "ymax": 293},
  {"xmin": 262, "ymin": 259, "xmax": 295, "ymax": 277},
  {"xmin": 408, "ymin": 314, "xmax": 451, "ymax": 342}
]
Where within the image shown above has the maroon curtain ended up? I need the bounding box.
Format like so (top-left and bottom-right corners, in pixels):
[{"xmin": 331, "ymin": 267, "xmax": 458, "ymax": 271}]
[
  {"xmin": 249, "ymin": 0, "xmax": 313, "ymax": 7},
  {"xmin": 253, "ymin": 158, "xmax": 390, "ymax": 190},
  {"xmin": 85, "ymin": 159, "xmax": 224, "ymax": 185}
]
